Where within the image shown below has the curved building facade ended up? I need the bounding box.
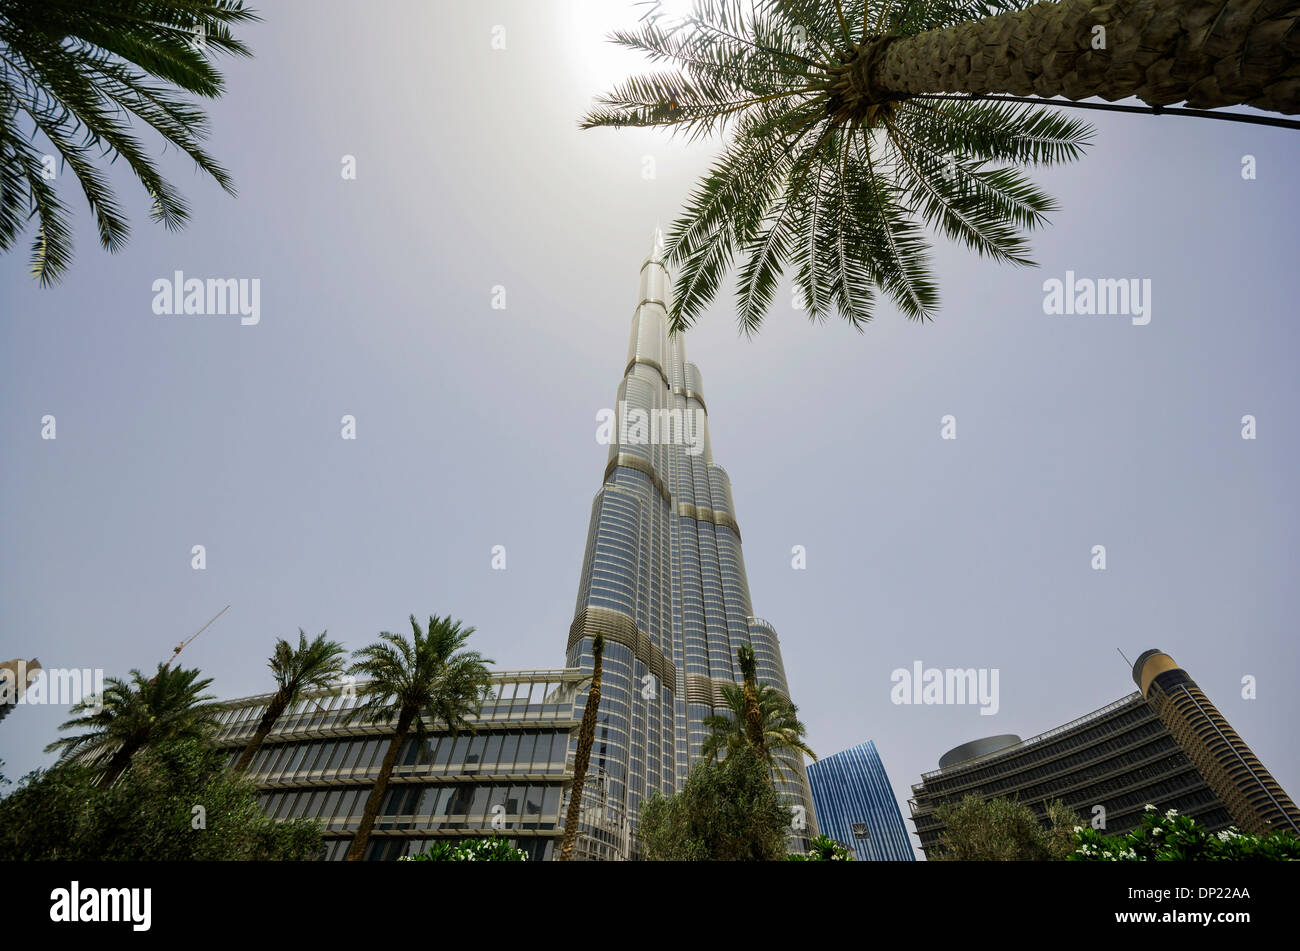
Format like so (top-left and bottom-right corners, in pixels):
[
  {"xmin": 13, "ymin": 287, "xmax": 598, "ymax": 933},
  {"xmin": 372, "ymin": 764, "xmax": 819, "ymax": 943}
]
[
  {"xmin": 909, "ymin": 692, "xmax": 1233, "ymax": 858},
  {"xmin": 566, "ymin": 231, "xmax": 815, "ymax": 852},
  {"xmin": 1133, "ymin": 649, "xmax": 1300, "ymax": 835}
]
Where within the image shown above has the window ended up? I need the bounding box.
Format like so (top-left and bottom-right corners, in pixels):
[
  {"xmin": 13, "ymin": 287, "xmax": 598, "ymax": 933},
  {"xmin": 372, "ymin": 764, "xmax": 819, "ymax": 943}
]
[
  {"xmin": 487, "ymin": 785, "xmax": 509, "ymax": 818},
  {"xmin": 434, "ymin": 736, "xmax": 453, "ymax": 768},
  {"xmin": 484, "ymin": 733, "xmax": 503, "ymax": 768},
  {"xmin": 550, "ymin": 733, "xmax": 569, "ymax": 768},
  {"xmin": 500, "ymin": 733, "xmax": 519, "ymax": 767},
  {"xmin": 264, "ymin": 744, "xmax": 291, "ymax": 778},
  {"xmin": 300, "ymin": 743, "xmax": 327, "ymax": 774},
  {"xmin": 469, "ymin": 785, "xmax": 491, "ymax": 823},
  {"xmin": 338, "ymin": 789, "xmax": 362, "ymax": 824},
  {"xmin": 283, "ymin": 742, "xmax": 312, "ymax": 777},
  {"xmin": 323, "ymin": 741, "xmax": 348, "ymax": 776},
  {"xmin": 466, "ymin": 734, "xmax": 486, "ymax": 768},
  {"xmin": 450, "ymin": 735, "xmax": 470, "ymax": 767},
  {"xmin": 358, "ymin": 738, "xmax": 383, "ymax": 772},
  {"xmin": 516, "ymin": 733, "xmax": 536, "ymax": 767}
]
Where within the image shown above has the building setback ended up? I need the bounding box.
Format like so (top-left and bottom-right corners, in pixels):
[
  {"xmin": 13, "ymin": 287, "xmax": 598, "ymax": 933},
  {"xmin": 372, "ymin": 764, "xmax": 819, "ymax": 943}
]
[{"xmin": 806, "ymin": 741, "xmax": 915, "ymax": 861}]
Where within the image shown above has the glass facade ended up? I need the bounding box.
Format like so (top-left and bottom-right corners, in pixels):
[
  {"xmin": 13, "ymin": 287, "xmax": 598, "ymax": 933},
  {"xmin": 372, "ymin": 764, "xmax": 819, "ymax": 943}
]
[
  {"xmin": 806, "ymin": 741, "xmax": 915, "ymax": 861},
  {"xmin": 214, "ymin": 669, "xmax": 585, "ymax": 860},
  {"xmin": 564, "ymin": 232, "xmax": 816, "ymax": 854}
]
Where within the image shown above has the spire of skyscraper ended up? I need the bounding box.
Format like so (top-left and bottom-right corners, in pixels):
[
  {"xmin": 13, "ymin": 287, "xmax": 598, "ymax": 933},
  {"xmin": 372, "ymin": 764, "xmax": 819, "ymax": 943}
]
[
  {"xmin": 565, "ymin": 232, "xmax": 815, "ymax": 857},
  {"xmin": 648, "ymin": 222, "xmax": 665, "ymax": 264}
]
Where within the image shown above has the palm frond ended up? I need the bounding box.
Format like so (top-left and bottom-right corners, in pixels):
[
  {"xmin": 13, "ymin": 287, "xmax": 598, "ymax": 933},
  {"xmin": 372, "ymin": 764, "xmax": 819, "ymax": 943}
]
[
  {"xmin": 582, "ymin": 0, "xmax": 1094, "ymax": 334},
  {"xmin": 0, "ymin": 0, "xmax": 256, "ymax": 282}
]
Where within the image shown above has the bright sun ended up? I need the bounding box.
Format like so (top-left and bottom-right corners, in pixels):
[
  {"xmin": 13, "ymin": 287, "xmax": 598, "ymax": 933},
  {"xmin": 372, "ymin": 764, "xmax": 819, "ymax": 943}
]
[{"xmin": 568, "ymin": 0, "xmax": 698, "ymax": 88}]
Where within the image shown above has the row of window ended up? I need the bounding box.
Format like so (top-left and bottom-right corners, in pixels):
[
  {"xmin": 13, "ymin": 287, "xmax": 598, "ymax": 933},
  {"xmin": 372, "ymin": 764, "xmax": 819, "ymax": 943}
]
[
  {"xmin": 236, "ymin": 729, "xmax": 575, "ymax": 782},
  {"xmin": 216, "ymin": 678, "xmax": 580, "ymax": 737},
  {"xmin": 930, "ymin": 712, "xmax": 1163, "ymax": 795},
  {"xmin": 939, "ymin": 733, "xmax": 1179, "ymax": 803},
  {"xmin": 260, "ymin": 781, "xmax": 565, "ymax": 830}
]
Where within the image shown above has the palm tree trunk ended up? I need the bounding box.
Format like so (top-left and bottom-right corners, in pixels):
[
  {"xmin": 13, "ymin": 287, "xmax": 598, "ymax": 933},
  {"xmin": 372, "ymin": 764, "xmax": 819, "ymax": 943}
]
[
  {"xmin": 559, "ymin": 636, "xmax": 604, "ymax": 861},
  {"xmin": 233, "ymin": 691, "xmax": 289, "ymax": 773},
  {"xmin": 346, "ymin": 708, "xmax": 415, "ymax": 862},
  {"xmin": 855, "ymin": 0, "xmax": 1300, "ymax": 115},
  {"xmin": 737, "ymin": 645, "xmax": 766, "ymax": 757},
  {"xmin": 97, "ymin": 742, "xmax": 139, "ymax": 789}
]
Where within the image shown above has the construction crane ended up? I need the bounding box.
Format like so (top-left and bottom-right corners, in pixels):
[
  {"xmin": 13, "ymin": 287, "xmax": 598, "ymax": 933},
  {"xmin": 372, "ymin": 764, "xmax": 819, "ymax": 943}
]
[{"xmin": 152, "ymin": 604, "xmax": 229, "ymax": 678}]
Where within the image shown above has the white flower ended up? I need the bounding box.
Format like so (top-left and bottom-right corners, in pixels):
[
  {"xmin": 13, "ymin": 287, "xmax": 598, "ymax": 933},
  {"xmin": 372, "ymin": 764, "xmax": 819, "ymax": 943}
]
[
  {"xmin": 1165, "ymin": 809, "xmax": 1179, "ymax": 819},
  {"xmin": 1073, "ymin": 825, "xmax": 1083, "ymax": 833},
  {"xmin": 1144, "ymin": 804, "xmax": 1157, "ymax": 812},
  {"xmin": 1151, "ymin": 828, "xmax": 1162, "ymax": 836}
]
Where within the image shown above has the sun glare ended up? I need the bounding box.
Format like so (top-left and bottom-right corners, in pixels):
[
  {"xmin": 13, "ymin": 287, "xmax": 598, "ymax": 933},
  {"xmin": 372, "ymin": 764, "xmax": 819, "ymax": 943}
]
[{"xmin": 567, "ymin": 0, "xmax": 696, "ymax": 88}]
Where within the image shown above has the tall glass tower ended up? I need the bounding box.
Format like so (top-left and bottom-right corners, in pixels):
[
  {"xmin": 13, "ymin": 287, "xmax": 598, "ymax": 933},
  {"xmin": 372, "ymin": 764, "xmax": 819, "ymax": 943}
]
[{"xmin": 565, "ymin": 230, "xmax": 816, "ymax": 857}]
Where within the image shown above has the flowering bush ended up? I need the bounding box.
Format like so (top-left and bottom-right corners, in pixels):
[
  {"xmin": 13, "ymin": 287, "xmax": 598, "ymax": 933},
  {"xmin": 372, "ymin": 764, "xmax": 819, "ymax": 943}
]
[
  {"xmin": 399, "ymin": 836, "xmax": 528, "ymax": 862},
  {"xmin": 1069, "ymin": 806, "xmax": 1300, "ymax": 861},
  {"xmin": 786, "ymin": 834, "xmax": 855, "ymax": 861}
]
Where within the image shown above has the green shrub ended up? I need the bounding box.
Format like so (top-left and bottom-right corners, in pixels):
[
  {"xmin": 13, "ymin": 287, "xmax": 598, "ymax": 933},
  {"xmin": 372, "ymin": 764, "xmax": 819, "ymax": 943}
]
[
  {"xmin": 787, "ymin": 833, "xmax": 855, "ymax": 861},
  {"xmin": 1070, "ymin": 806, "xmax": 1300, "ymax": 861},
  {"xmin": 400, "ymin": 836, "xmax": 528, "ymax": 861}
]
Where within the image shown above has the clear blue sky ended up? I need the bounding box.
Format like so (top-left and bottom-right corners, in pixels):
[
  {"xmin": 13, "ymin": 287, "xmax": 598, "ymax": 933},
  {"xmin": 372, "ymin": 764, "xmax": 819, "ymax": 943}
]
[{"xmin": 2, "ymin": 2, "xmax": 1298, "ymax": 858}]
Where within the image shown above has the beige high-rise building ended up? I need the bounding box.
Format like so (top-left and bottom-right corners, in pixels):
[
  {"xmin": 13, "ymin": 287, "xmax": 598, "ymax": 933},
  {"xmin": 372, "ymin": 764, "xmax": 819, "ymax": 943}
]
[{"xmin": 1133, "ymin": 649, "xmax": 1300, "ymax": 835}]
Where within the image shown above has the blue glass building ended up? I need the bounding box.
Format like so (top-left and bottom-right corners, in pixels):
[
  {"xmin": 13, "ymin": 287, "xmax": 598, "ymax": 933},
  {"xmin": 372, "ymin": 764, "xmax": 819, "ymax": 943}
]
[{"xmin": 807, "ymin": 740, "xmax": 915, "ymax": 861}]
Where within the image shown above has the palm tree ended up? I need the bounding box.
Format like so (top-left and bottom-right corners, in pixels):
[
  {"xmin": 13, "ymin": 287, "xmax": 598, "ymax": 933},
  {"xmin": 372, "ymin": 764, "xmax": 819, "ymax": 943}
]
[
  {"xmin": 0, "ymin": 0, "xmax": 258, "ymax": 284},
  {"xmin": 581, "ymin": 0, "xmax": 1299, "ymax": 334},
  {"xmin": 343, "ymin": 615, "xmax": 493, "ymax": 862},
  {"xmin": 45, "ymin": 663, "xmax": 218, "ymax": 787},
  {"xmin": 559, "ymin": 633, "xmax": 604, "ymax": 861},
  {"xmin": 700, "ymin": 680, "xmax": 816, "ymax": 783},
  {"xmin": 232, "ymin": 629, "xmax": 346, "ymax": 774},
  {"xmin": 736, "ymin": 643, "xmax": 766, "ymax": 753}
]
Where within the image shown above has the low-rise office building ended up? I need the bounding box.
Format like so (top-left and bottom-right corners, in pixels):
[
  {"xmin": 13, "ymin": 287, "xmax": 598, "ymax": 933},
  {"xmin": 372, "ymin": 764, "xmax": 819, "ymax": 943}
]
[{"xmin": 213, "ymin": 668, "xmax": 626, "ymax": 861}]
